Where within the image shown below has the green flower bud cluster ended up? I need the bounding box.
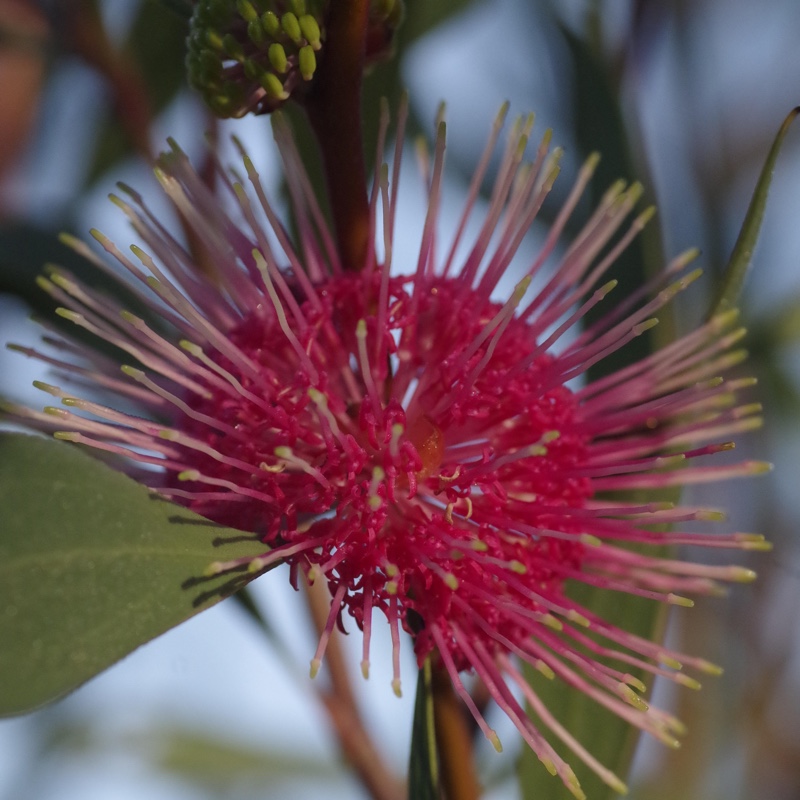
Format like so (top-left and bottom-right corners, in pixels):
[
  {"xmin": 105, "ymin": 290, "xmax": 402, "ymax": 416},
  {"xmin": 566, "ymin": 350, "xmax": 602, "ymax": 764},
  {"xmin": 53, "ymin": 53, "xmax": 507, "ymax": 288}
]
[{"xmin": 187, "ymin": 0, "xmax": 326, "ymax": 118}]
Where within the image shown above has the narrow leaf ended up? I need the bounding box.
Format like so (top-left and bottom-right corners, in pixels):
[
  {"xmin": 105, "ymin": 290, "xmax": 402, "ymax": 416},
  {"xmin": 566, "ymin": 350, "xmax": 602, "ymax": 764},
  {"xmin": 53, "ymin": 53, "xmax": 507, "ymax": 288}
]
[
  {"xmin": 520, "ymin": 579, "xmax": 667, "ymax": 800},
  {"xmin": 710, "ymin": 107, "xmax": 800, "ymax": 316},
  {"xmin": 408, "ymin": 659, "xmax": 439, "ymax": 800},
  {"xmin": 0, "ymin": 433, "xmax": 270, "ymax": 716}
]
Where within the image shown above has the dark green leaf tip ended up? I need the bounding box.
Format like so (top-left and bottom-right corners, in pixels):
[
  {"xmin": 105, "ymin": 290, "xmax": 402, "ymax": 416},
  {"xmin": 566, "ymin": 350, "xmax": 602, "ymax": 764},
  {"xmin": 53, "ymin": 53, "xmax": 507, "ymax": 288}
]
[{"xmin": 710, "ymin": 106, "xmax": 800, "ymax": 317}]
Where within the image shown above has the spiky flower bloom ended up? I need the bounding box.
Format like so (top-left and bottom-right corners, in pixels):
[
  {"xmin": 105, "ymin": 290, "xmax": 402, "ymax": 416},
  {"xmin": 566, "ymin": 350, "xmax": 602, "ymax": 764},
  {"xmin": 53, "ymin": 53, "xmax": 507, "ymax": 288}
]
[{"xmin": 8, "ymin": 105, "xmax": 768, "ymax": 797}]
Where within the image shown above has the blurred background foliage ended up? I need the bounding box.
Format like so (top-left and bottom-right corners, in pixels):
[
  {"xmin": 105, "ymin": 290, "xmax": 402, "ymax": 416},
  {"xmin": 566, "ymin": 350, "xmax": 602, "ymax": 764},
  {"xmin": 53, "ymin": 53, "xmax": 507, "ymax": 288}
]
[{"xmin": 0, "ymin": 0, "xmax": 799, "ymax": 798}]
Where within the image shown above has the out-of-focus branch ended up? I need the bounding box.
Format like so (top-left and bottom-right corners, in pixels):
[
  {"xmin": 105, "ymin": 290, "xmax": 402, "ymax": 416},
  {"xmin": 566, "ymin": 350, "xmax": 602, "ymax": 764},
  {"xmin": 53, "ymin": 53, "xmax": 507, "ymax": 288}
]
[{"xmin": 304, "ymin": 578, "xmax": 404, "ymax": 800}]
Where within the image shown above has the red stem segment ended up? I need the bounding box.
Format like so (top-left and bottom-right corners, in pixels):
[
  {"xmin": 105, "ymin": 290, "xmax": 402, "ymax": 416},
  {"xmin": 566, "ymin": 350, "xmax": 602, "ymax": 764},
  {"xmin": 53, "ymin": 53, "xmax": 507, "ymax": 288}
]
[{"xmin": 305, "ymin": 0, "xmax": 371, "ymax": 271}]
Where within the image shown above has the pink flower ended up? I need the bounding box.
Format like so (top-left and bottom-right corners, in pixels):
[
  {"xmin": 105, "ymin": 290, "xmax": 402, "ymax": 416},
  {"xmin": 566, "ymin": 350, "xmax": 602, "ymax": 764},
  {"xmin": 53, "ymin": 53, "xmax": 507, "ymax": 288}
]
[{"xmin": 9, "ymin": 105, "xmax": 768, "ymax": 797}]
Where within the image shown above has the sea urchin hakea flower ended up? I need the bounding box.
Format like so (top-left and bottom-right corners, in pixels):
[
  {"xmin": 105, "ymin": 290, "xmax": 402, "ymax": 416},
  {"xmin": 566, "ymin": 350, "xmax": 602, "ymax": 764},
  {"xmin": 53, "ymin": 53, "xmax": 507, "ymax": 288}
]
[{"xmin": 7, "ymin": 105, "xmax": 769, "ymax": 797}]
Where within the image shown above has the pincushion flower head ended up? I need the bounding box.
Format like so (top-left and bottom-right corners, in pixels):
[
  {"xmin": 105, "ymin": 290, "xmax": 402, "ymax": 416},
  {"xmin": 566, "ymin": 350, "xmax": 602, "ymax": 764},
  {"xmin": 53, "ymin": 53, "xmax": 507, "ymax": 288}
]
[{"xmin": 7, "ymin": 104, "xmax": 768, "ymax": 798}]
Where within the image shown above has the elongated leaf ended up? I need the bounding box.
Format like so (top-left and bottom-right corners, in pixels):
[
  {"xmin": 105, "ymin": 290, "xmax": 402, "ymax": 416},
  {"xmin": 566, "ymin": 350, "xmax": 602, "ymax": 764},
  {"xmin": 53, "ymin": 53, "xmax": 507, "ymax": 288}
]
[
  {"xmin": 519, "ymin": 580, "xmax": 668, "ymax": 800},
  {"xmin": 710, "ymin": 106, "xmax": 800, "ymax": 316},
  {"xmin": 408, "ymin": 659, "xmax": 439, "ymax": 800},
  {"xmin": 0, "ymin": 432, "xmax": 269, "ymax": 716}
]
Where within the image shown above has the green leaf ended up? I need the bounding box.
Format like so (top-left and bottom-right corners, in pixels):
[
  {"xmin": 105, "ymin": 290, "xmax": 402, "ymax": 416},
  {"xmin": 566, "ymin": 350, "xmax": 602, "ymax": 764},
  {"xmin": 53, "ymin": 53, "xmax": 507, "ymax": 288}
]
[
  {"xmin": 140, "ymin": 728, "xmax": 341, "ymax": 789},
  {"xmin": 408, "ymin": 659, "xmax": 439, "ymax": 800},
  {"xmin": 519, "ymin": 580, "xmax": 668, "ymax": 800},
  {"xmin": 0, "ymin": 222, "xmax": 158, "ymax": 326},
  {"xmin": 0, "ymin": 432, "xmax": 270, "ymax": 717},
  {"xmin": 709, "ymin": 107, "xmax": 800, "ymax": 317}
]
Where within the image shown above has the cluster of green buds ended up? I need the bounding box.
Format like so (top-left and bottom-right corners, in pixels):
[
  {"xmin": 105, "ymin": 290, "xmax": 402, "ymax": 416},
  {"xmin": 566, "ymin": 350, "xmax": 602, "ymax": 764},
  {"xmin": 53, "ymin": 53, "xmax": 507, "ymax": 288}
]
[{"xmin": 186, "ymin": 0, "xmax": 326, "ymax": 117}]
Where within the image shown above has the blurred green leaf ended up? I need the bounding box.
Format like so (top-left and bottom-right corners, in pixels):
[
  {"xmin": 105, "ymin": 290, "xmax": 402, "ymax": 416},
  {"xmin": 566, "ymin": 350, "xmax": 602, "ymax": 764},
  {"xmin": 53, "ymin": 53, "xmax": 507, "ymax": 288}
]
[
  {"xmin": 408, "ymin": 659, "xmax": 438, "ymax": 800},
  {"xmin": 143, "ymin": 729, "xmax": 340, "ymax": 790},
  {"xmin": 0, "ymin": 432, "xmax": 270, "ymax": 716},
  {"xmin": 519, "ymin": 580, "xmax": 667, "ymax": 800},
  {"xmin": 520, "ymin": 17, "xmax": 671, "ymax": 800},
  {"xmin": 560, "ymin": 21, "xmax": 667, "ymax": 371},
  {"xmin": 0, "ymin": 221, "xmax": 151, "ymax": 318},
  {"xmin": 86, "ymin": 0, "xmax": 188, "ymax": 183},
  {"xmin": 710, "ymin": 106, "xmax": 800, "ymax": 317}
]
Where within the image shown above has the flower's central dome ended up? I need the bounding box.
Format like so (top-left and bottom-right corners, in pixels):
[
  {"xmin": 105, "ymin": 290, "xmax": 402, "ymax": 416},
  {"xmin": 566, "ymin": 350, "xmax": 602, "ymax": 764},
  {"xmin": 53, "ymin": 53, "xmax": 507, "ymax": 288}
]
[{"xmin": 176, "ymin": 271, "xmax": 592, "ymax": 671}]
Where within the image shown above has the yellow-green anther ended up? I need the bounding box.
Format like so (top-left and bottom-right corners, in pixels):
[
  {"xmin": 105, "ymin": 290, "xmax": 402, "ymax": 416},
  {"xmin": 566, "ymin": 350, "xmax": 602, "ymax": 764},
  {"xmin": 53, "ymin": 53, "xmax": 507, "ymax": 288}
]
[
  {"xmin": 247, "ymin": 19, "xmax": 265, "ymax": 46},
  {"xmin": 299, "ymin": 45, "xmax": 316, "ymax": 80},
  {"xmin": 299, "ymin": 14, "xmax": 321, "ymax": 49},
  {"xmin": 268, "ymin": 42, "xmax": 288, "ymax": 73},
  {"xmin": 261, "ymin": 11, "xmax": 280, "ymax": 37},
  {"xmin": 222, "ymin": 33, "xmax": 245, "ymax": 62},
  {"xmin": 205, "ymin": 29, "xmax": 224, "ymax": 50},
  {"xmin": 259, "ymin": 71, "xmax": 288, "ymax": 100},
  {"xmin": 236, "ymin": 0, "xmax": 258, "ymax": 23},
  {"xmin": 281, "ymin": 12, "xmax": 302, "ymax": 43}
]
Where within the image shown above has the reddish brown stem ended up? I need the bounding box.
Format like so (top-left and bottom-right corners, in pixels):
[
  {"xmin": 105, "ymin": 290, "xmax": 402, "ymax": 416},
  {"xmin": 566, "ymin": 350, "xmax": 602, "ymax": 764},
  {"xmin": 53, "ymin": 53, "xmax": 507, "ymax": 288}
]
[
  {"xmin": 305, "ymin": 0, "xmax": 371, "ymax": 271},
  {"xmin": 432, "ymin": 664, "xmax": 481, "ymax": 800},
  {"xmin": 66, "ymin": 0, "xmax": 153, "ymax": 164}
]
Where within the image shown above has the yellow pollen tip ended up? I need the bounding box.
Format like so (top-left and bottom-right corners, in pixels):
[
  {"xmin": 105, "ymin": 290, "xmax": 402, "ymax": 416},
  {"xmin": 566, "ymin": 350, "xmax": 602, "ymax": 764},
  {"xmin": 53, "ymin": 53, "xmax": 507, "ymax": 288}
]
[
  {"xmin": 599, "ymin": 278, "xmax": 618, "ymax": 296},
  {"xmin": 743, "ymin": 539, "xmax": 773, "ymax": 552},
  {"xmin": 676, "ymin": 674, "xmax": 702, "ymax": 690},
  {"xmin": 309, "ymin": 658, "xmax": 321, "ymax": 679},
  {"xmin": 273, "ymin": 446, "xmax": 292, "ymax": 459},
  {"xmin": 619, "ymin": 684, "xmax": 649, "ymax": 711},
  {"xmin": 513, "ymin": 275, "xmax": 532, "ymax": 300},
  {"xmin": 488, "ymin": 731, "xmax": 503, "ymax": 752},
  {"xmin": 659, "ymin": 656, "xmax": 683, "ymax": 670},
  {"xmin": 444, "ymin": 573, "xmax": 459, "ymax": 591},
  {"xmin": 580, "ymin": 534, "xmax": 602, "ymax": 547},
  {"xmin": 203, "ymin": 561, "xmax": 224, "ymax": 577},
  {"xmin": 604, "ymin": 774, "xmax": 629, "ymax": 795},
  {"xmin": 540, "ymin": 756, "xmax": 557, "ymax": 776},
  {"xmin": 179, "ymin": 339, "xmax": 203, "ymax": 356},
  {"xmin": 361, "ymin": 660, "xmax": 370, "ymax": 680},
  {"xmin": 634, "ymin": 318, "xmax": 659, "ymax": 335},
  {"xmin": 542, "ymin": 614, "xmax": 563, "ymax": 631},
  {"xmin": 391, "ymin": 678, "xmax": 402, "ymax": 698},
  {"xmin": 667, "ymin": 594, "xmax": 694, "ymax": 607},
  {"xmin": 510, "ymin": 560, "xmax": 527, "ymax": 574},
  {"xmin": 566, "ymin": 770, "xmax": 586, "ymax": 800},
  {"xmin": 697, "ymin": 660, "xmax": 724, "ymax": 676},
  {"xmin": 178, "ymin": 469, "xmax": 200, "ymax": 481},
  {"xmin": 536, "ymin": 660, "xmax": 555, "ymax": 680},
  {"xmin": 624, "ymin": 675, "xmax": 647, "ymax": 693},
  {"xmin": 248, "ymin": 557, "xmax": 269, "ymax": 573},
  {"xmin": 567, "ymin": 610, "xmax": 591, "ymax": 627},
  {"xmin": 386, "ymin": 581, "xmax": 398, "ymax": 595},
  {"xmin": 356, "ymin": 318, "xmax": 367, "ymax": 338},
  {"xmin": 698, "ymin": 510, "xmax": 727, "ymax": 521},
  {"xmin": 730, "ymin": 567, "xmax": 758, "ymax": 582}
]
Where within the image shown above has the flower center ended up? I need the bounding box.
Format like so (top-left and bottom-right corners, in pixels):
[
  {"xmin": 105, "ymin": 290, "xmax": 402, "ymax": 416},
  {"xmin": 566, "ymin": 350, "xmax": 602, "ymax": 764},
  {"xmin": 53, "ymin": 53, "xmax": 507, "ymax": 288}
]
[{"xmin": 406, "ymin": 415, "xmax": 444, "ymax": 481}]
